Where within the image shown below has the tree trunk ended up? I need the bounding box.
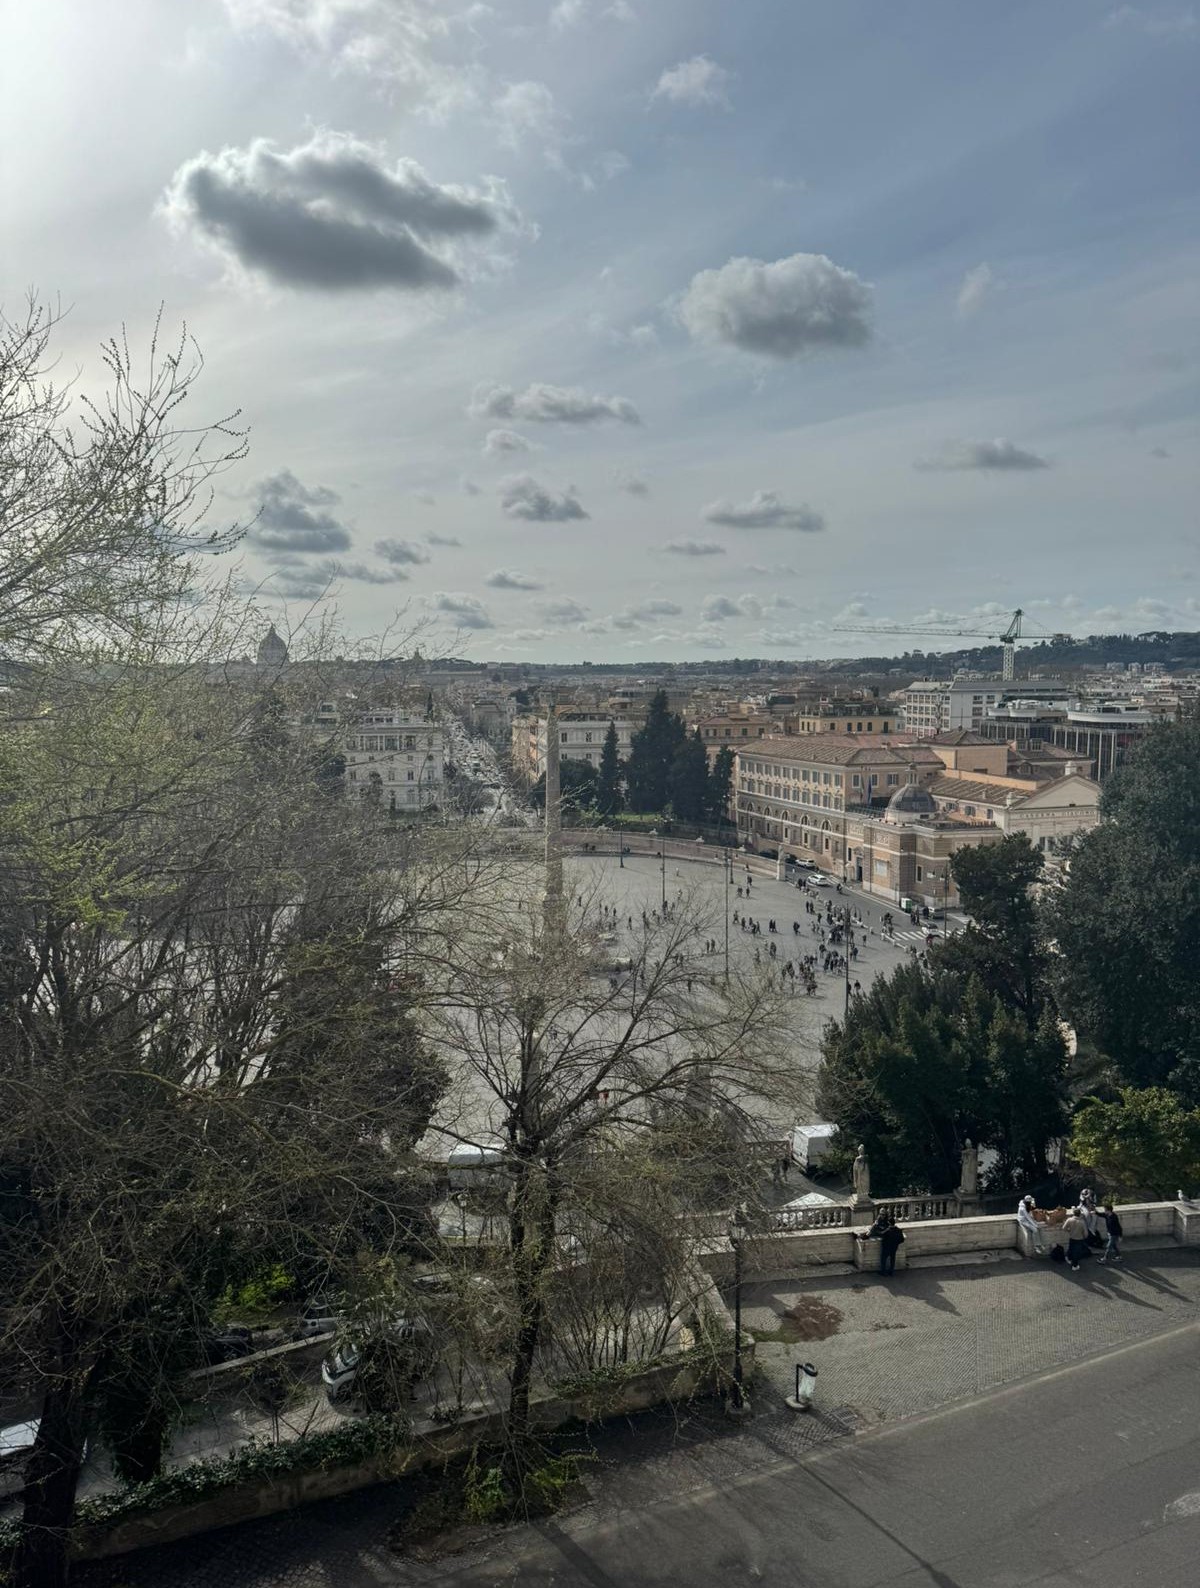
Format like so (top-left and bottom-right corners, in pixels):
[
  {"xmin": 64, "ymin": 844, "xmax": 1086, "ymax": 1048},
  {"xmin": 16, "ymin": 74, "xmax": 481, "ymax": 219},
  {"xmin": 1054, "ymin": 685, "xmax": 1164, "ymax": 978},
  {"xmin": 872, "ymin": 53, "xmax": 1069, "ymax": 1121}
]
[
  {"xmin": 15, "ymin": 1373, "xmax": 89, "ymax": 1588},
  {"xmin": 505, "ymin": 1170, "xmax": 558, "ymax": 1487}
]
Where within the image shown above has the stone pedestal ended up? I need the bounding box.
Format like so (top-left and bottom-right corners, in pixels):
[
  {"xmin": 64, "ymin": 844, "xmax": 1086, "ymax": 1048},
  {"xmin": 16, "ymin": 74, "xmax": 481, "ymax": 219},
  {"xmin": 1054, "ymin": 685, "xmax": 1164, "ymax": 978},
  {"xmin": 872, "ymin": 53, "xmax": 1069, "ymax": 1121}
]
[
  {"xmin": 954, "ymin": 1193, "xmax": 983, "ymax": 1219},
  {"xmin": 850, "ymin": 1200, "xmax": 875, "ymax": 1228},
  {"xmin": 852, "ymin": 1233, "xmax": 908, "ymax": 1272}
]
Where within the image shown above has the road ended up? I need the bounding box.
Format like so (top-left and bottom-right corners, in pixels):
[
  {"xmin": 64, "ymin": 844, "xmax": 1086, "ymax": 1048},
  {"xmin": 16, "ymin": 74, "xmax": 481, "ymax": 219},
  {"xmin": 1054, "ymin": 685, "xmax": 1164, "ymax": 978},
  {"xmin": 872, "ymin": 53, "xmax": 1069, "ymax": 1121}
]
[{"xmin": 77, "ymin": 1317, "xmax": 1200, "ymax": 1586}]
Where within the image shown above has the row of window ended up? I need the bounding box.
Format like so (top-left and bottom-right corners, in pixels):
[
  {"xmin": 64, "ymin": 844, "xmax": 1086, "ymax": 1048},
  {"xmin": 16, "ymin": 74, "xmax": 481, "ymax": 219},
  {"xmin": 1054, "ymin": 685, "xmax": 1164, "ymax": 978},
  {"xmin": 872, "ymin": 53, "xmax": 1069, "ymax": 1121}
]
[{"xmin": 354, "ymin": 734, "xmax": 435, "ymax": 752}]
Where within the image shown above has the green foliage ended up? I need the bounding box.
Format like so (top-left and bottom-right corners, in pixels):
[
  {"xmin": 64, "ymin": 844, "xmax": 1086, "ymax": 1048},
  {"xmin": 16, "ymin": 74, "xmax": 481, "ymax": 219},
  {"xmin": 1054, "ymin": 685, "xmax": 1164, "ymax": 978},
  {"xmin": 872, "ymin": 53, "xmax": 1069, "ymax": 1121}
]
[
  {"xmin": 213, "ymin": 1265, "xmax": 295, "ymax": 1325},
  {"xmin": 706, "ymin": 746, "xmax": 735, "ymax": 828},
  {"xmin": 817, "ymin": 961, "xmax": 1068, "ymax": 1195},
  {"xmin": 0, "ymin": 1417, "xmax": 411, "ymax": 1554},
  {"xmin": 1070, "ymin": 1087, "xmax": 1200, "ymax": 1198},
  {"xmin": 624, "ymin": 691, "xmax": 686, "ymax": 813},
  {"xmin": 666, "ymin": 731, "xmax": 710, "ymax": 823},
  {"xmin": 462, "ymin": 1451, "xmax": 508, "ymax": 1525},
  {"xmin": 595, "ymin": 721, "xmax": 623, "ymax": 816},
  {"xmin": 941, "ymin": 834, "xmax": 1047, "ymax": 1025},
  {"xmin": 1046, "ymin": 715, "xmax": 1200, "ymax": 1103},
  {"xmin": 530, "ymin": 758, "xmax": 598, "ymax": 815}
]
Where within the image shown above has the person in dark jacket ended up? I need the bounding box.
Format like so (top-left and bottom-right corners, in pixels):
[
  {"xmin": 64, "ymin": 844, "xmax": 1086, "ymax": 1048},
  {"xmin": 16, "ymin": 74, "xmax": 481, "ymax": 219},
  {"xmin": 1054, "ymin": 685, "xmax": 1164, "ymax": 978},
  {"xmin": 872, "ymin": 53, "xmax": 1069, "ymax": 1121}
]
[
  {"xmin": 859, "ymin": 1214, "xmax": 906, "ymax": 1276},
  {"xmin": 1098, "ymin": 1203, "xmax": 1123, "ymax": 1263}
]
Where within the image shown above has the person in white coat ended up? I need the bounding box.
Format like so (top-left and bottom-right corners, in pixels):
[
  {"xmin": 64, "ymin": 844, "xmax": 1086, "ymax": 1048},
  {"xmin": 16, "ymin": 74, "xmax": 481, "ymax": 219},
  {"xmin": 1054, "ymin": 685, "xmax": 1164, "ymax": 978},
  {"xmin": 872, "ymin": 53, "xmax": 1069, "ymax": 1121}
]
[{"xmin": 1017, "ymin": 1195, "xmax": 1046, "ymax": 1255}]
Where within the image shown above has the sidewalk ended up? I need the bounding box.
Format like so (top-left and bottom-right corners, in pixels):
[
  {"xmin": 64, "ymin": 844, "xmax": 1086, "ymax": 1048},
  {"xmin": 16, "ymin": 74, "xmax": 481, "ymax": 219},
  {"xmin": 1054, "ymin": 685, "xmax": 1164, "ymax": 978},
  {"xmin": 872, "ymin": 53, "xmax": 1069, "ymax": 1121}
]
[{"xmin": 739, "ymin": 1247, "xmax": 1200, "ymax": 1428}]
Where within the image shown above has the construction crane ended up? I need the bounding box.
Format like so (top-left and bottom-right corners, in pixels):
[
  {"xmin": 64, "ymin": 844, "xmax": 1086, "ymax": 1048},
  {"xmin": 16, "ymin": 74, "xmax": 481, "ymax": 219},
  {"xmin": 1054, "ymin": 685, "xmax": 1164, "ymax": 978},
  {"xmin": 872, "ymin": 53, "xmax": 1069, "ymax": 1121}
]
[{"xmin": 835, "ymin": 608, "xmax": 1027, "ymax": 681}]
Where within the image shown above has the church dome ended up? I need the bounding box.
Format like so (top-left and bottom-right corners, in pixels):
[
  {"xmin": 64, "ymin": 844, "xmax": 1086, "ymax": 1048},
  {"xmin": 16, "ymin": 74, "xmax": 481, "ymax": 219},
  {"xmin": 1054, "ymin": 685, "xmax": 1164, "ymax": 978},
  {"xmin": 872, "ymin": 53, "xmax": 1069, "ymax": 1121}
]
[
  {"xmin": 885, "ymin": 781, "xmax": 937, "ymax": 823},
  {"xmin": 256, "ymin": 624, "xmax": 289, "ymax": 667}
]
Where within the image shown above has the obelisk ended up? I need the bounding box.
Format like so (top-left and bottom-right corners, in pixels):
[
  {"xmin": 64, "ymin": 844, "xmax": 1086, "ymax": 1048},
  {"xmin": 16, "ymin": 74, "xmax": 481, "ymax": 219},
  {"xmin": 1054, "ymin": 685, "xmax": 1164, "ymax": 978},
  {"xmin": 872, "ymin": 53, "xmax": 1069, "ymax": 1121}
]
[{"xmin": 543, "ymin": 704, "xmax": 566, "ymax": 935}]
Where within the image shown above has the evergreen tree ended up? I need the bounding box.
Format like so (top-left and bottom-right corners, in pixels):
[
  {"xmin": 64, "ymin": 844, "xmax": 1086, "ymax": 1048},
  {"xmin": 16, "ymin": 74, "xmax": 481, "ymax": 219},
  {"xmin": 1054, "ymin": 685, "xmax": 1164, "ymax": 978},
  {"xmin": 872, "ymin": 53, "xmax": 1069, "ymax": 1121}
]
[
  {"xmin": 934, "ymin": 834, "xmax": 1048, "ymax": 1028},
  {"xmin": 1046, "ymin": 712, "xmax": 1200, "ymax": 1102},
  {"xmin": 707, "ymin": 745, "xmax": 735, "ymax": 830},
  {"xmin": 595, "ymin": 720, "xmax": 624, "ymax": 815},
  {"xmin": 530, "ymin": 757, "xmax": 598, "ymax": 817},
  {"xmin": 667, "ymin": 730, "xmax": 710, "ymax": 823},
  {"xmin": 624, "ymin": 690, "xmax": 685, "ymax": 813}
]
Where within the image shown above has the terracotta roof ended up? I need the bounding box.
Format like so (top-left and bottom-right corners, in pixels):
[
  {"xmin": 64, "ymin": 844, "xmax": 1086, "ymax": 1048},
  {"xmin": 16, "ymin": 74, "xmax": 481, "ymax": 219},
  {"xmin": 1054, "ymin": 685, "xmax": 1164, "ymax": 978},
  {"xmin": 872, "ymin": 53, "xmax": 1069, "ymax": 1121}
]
[{"xmin": 929, "ymin": 729, "xmax": 992, "ymax": 746}]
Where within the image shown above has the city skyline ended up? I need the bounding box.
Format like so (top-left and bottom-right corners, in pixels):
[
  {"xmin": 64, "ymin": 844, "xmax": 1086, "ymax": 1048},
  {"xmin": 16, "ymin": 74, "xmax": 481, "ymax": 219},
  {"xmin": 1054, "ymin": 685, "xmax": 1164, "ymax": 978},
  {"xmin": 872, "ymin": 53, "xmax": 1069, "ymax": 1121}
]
[{"xmin": 7, "ymin": 0, "xmax": 1198, "ymax": 659}]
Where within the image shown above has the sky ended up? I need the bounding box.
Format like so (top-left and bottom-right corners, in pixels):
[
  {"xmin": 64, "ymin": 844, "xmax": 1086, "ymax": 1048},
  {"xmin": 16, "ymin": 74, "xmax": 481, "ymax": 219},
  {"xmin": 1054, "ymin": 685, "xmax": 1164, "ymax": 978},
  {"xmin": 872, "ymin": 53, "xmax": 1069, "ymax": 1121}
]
[{"xmin": 4, "ymin": 0, "xmax": 1199, "ymax": 661}]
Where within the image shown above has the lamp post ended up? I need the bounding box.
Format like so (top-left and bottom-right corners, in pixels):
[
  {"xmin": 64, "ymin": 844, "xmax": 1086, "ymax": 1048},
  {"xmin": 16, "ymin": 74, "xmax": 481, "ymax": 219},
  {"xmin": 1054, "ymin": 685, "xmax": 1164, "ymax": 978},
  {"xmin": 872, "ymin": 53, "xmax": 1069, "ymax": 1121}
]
[
  {"xmin": 723, "ymin": 844, "xmax": 731, "ymax": 984},
  {"xmin": 650, "ymin": 828, "xmax": 666, "ymax": 911},
  {"xmin": 728, "ymin": 1208, "xmax": 749, "ymax": 1414}
]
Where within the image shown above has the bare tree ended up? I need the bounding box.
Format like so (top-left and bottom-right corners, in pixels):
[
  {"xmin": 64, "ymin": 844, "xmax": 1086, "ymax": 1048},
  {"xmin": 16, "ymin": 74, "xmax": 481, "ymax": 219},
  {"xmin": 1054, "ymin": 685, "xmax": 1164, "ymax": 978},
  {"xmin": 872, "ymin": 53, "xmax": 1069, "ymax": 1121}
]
[{"xmin": 419, "ymin": 873, "xmax": 809, "ymax": 1483}]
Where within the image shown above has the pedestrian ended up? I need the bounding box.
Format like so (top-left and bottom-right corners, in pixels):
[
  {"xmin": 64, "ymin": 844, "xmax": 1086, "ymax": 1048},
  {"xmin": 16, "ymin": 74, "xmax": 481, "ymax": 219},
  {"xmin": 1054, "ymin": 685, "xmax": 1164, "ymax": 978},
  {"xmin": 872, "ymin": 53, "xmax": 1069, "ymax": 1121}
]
[
  {"xmin": 1079, "ymin": 1188, "xmax": 1103, "ymax": 1244},
  {"xmin": 858, "ymin": 1213, "xmax": 905, "ymax": 1277},
  {"xmin": 1062, "ymin": 1206, "xmax": 1090, "ymax": 1271},
  {"xmin": 1098, "ymin": 1202, "xmax": 1123, "ymax": 1263},
  {"xmin": 1016, "ymin": 1195, "xmax": 1046, "ymax": 1256}
]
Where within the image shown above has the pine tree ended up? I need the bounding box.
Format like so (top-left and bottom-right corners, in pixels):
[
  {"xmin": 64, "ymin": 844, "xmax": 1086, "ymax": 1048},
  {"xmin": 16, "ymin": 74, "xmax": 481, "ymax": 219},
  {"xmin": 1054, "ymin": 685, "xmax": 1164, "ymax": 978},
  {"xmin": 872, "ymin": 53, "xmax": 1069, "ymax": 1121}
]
[
  {"xmin": 596, "ymin": 720, "xmax": 623, "ymax": 815},
  {"xmin": 707, "ymin": 745, "xmax": 735, "ymax": 831},
  {"xmin": 667, "ymin": 730, "xmax": 710, "ymax": 823},
  {"xmin": 625, "ymin": 690, "xmax": 686, "ymax": 812}
]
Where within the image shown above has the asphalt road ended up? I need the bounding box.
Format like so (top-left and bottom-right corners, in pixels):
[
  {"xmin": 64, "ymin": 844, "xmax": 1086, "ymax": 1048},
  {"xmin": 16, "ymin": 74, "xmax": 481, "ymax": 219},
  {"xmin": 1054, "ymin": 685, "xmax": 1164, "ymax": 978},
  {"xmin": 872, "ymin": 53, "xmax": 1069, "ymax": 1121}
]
[
  {"xmin": 77, "ymin": 1316, "xmax": 1200, "ymax": 1587},
  {"xmin": 404, "ymin": 1321, "xmax": 1200, "ymax": 1588}
]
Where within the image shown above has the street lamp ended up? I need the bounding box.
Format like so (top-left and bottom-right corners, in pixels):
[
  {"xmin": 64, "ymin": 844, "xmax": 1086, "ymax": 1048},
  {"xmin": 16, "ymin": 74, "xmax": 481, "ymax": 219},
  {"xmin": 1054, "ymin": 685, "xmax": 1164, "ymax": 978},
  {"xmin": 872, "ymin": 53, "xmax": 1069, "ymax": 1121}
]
[
  {"xmin": 728, "ymin": 1208, "xmax": 749, "ymax": 1414},
  {"xmin": 650, "ymin": 828, "xmax": 666, "ymax": 911}
]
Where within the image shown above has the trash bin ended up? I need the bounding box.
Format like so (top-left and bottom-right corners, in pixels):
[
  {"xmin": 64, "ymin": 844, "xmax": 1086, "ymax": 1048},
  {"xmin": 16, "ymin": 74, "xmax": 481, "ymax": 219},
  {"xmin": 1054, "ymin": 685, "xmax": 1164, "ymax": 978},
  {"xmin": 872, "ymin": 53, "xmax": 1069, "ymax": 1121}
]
[{"xmin": 787, "ymin": 1362, "xmax": 818, "ymax": 1412}]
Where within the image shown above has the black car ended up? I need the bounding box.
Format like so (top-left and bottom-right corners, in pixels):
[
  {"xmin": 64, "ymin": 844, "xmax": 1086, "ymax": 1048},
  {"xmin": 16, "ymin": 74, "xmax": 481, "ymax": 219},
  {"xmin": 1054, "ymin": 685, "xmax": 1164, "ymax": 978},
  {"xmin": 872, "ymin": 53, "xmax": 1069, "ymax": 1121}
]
[{"xmin": 202, "ymin": 1326, "xmax": 255, "ymax": 1365}]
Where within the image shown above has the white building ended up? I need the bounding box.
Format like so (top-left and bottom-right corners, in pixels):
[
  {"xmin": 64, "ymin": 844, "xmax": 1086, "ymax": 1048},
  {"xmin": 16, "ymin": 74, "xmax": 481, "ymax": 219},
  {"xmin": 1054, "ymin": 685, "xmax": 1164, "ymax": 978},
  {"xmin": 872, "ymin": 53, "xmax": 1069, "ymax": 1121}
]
[
  {"xmin": 904, "ymin": 679, "xmax": 1003, "ymax": 737},
  {"xmin": 511, "ymin": 713, "xmax": 640, "ymax": 783},
  {"xmin": 342, "ymin": 709, "xmax": 446, "ymax": 812}
]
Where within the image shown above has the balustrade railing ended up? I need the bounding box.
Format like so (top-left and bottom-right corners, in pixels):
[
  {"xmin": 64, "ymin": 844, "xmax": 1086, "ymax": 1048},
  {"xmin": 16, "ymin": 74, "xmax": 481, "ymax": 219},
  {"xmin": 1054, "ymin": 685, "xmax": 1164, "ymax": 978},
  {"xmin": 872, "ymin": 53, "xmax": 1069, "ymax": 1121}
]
[
  {"xmin": 769, "ymin": 1204, "xmax": 853, "ymax": 1231},
  {"xmin": 873, "ymin": 1195, "xmax": 954, "ymax": 1222}
]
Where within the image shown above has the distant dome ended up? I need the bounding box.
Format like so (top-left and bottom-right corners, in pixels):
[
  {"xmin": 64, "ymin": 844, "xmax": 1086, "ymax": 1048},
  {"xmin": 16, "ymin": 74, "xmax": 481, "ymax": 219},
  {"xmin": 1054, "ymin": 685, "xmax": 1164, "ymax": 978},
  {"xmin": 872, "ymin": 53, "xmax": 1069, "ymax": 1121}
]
[
  {"xmin": 257, "ymin": 624, "xmax": 288, "ymax": 667},
  {"xmin": 885, "ymin": 782, "xmax": 937, "ymax": 824}
]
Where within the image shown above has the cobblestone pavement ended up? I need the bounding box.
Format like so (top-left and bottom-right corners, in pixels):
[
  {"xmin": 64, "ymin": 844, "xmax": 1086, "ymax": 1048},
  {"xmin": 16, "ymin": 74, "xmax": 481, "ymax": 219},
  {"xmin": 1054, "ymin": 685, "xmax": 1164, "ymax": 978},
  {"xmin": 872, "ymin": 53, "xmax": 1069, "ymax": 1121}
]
[{"xmin": 74, "ymin": 1249, "xmax": 1199, "ymax": 1587}]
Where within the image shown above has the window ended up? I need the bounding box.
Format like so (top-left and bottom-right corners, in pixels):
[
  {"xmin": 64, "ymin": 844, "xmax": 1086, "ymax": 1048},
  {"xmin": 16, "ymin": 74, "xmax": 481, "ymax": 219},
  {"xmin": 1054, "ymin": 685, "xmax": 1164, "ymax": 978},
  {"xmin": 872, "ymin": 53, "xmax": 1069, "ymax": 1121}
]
[
  {"xmin": 916, "ymin": 866, "xmax": 923, "ymax": 881},
  {"xmin": 887, "ymin": 774, "xmax": 899, "ymax": 786},
  {"xmin": 407, "ymin": 770, "xmax": 415, "ymax": 782},
  {"xmin": 585, "ymin": 732, "xmax": 593, "ymax": 743}
]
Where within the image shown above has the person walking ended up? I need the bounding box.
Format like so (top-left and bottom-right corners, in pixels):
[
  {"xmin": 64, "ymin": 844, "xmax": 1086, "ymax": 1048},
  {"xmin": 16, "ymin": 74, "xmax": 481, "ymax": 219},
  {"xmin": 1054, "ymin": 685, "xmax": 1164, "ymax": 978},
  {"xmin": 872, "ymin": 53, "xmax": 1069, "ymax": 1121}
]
[
  {"xmin": 1062, "ymin": 1206, "xmax": 1090, "ymax": 1271},
  {"xmin": 1017, "ymin": 1195, "xmax": 1046, "ymax": 1256},
  {"xmin": 1098, "ymin": 1202, "xmax": 1123, "ymax": 1263}
]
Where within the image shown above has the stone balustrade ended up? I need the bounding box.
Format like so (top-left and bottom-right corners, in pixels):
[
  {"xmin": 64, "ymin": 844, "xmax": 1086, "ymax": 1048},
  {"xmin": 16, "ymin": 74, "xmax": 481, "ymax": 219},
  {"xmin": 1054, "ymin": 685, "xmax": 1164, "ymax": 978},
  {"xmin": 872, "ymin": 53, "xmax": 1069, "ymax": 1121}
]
[
  {"xmin": 770, "ymin": 1204, "xmax": 853, "ymax": 1232},
  {"xmin": 872, "ymin": 1196, "xmax": 955, "ymax": 1222}
]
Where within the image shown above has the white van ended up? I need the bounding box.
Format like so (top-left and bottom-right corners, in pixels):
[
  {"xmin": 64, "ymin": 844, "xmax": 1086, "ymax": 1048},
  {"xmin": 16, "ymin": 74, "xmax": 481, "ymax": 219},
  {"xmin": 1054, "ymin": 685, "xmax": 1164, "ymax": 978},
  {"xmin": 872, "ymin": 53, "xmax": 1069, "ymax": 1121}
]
[{"xmin": 791, "ymin": 1122, "xmax": 837, "ymax": 1175}]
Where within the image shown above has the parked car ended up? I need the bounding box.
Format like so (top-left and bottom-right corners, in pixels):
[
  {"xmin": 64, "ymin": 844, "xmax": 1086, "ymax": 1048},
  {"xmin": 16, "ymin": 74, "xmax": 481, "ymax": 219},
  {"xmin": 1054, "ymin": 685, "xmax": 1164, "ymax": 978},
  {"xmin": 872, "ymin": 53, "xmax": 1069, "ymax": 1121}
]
[
  {"xmin": 321, "ymin": 1317, "xmax": 435, "ymax": 1403},
  {"xmin": 295, "ymin": 1296, "xmax": 342, "ymax": 1339},
  {"xmin": 808, "ymin": 874, "xmax": 832, "ymax": 888},
  {"xmin": 0, "ymin": 1421, "xmax": 39, "ymax": 1499},
  {"xmin": 201, "ymin": 1326, "xmax": 255, "ymax": 1365},
  {"xmin": 791, "ymin": 1122, "xmax": 837, "ymax": 1175}
]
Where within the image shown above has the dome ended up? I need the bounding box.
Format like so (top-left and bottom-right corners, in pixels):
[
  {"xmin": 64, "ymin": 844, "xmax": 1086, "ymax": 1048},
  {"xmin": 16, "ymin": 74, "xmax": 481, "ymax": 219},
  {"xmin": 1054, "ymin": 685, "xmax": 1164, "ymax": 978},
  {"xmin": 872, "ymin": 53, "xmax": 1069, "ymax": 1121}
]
[
  {"xmin": 256, "ymin": 624, "xmax": 289, "ymax": 667},
  {"xmin": 885, "ymin": 781, "xmax": 937, "ymax": 824}
]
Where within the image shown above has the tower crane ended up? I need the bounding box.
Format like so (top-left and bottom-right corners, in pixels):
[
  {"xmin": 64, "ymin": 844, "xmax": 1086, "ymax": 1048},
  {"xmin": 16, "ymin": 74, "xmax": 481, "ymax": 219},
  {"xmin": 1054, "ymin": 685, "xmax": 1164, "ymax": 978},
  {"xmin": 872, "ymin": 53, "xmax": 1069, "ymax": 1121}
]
[{"xmin": 835, "ymin": 607, "xmax": 1029, "ymax": 681}]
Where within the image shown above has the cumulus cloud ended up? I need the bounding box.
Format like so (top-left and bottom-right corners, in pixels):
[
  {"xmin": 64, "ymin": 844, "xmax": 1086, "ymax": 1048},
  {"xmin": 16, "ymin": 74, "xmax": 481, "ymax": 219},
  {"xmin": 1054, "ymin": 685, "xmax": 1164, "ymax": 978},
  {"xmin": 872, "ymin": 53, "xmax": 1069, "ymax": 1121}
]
[
  {"xmin": 470, "ymin": 381, "xmax": 640, "ymax": 425},
  {"xmin": 483, "ymin": 427, "xmax": 537, "ymax": 457},
  {"xmin": 268, "ymin": 557, "xmax": 409, "ymax": 599},
  {"xmin": 701, "ymin": 592, "xmax": 791, "ymax": 623},
  {"xmin": 459, "ymin": 479, "xmax": 481, "ymax": 496},
  {"xmin": 536, "ymin": 598, "xmax": 588, "ymax": 624},
  {"xmin": 613, "ymin": 598, "xmax": 683, "ymax": 628},
  {"xmin": 249, "ymin": 468, "xmax": 353, "ymax": 555},
  {"xmin": 485, "ymin": 568, "xmax": 543, "ymax": 589},
  {"xmin": 492, "ymin": 79, "xmax": 567, "ymax": 150},
  {"xmin": 426, "ymin": 530, "xmax": 463, "ymax": 545},
  {"xmin": 426, "ymin": 591, "xmax": 493, "ymax": 628},
  {"xmin": 678, "ymin": 251, "xmax": 873, "ymax": 359},
  {"xmin": 1150, "ymin": 446, "xmax": 1171, "ymax": 458},
  {"xmin": 915, "ymin": 439, "xmax": 1050, "ymax": 471},
  {"xmin": 660, "ymin": 538, "xmax": 725, "ymax": 557},
  {"xmin": 651, "ymin": 55, "xmax": 732, "ymax": 109},
  {"xmin": 955, "ymin": 262, "xmax": 995, "ymax": 320},
  {"xmin": 374, "ymin": 537, "xmax": 431, "ymax": 564},
  {"xmin": 162, "ymin": 128, "xmax": 518, "ymax": 292},
  {"xmin": 499, "ymin": 473, "xmax": 589, "ymax": 522},
  {"xmin": 615, "ymin": 470, "xmax": 650, "ymax": 496},
  {"xmin": 702, "ymin": 490, "xmax": 825, "ymax": 532}
]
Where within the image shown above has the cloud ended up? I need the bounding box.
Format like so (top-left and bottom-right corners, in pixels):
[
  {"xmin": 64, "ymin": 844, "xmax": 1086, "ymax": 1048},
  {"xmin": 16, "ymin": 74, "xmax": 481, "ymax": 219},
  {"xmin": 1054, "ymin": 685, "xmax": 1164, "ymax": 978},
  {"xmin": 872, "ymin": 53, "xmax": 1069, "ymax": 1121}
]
[
  {"xmin": 701, "ymin": 592, "xmax": 791, "ymax": 623},
  {"xmin": 955, "ymin": 262, "xmax": 995, "ymax": 321},
  {"xmin": 660, "ymin": 538, "xmax": 726, "ymax": 556},
  {"xmin": 1103, "ymin": 6, "xmax": 1199, "ymax": 39},
  {"xmin": 551, "ymin": 0, "xmax": 636, "ymax": 27},
  {"xmin": 162, "ymin": 128, "xmax": 518, "ymax": 292},
  {"xmin": 413, "ymin": 490, "xmax": 435, "ymax": 505},
  {"xmin": 426, "ymin": 591, "xmax": 493, "ymax": 628},
  {"xmin": 702, "ymin": 490, "xmax": 825, "ymax": 532},
  {"xmin": 249, "ymin": 468, "xmax": 353, "ymax": 554},
  {"xmin": 678, "ymin": 251, "xmax": 873, "ymax": 359},
  {"xmin": 459, "ymin": 479, "xmax": 481, "ymax": 496},
  {"xmin": 915, "ymin": 439, "xmax": 1051, "ymax": 471},
  {"xmin": 220, "ymin": 1, "xmax": 488, "ymax": 116},
  {"xmin": 485, "ymin": 568, "xmax": 543, "ymax": 589},
  {"xmin": 492, "ymin": 79, "xmax": 569, "ymax": 152},
  {"xmin": 470, "ymin": 381, "xmax": 640, "ymax": 425},
  {"xmin": 613, "ymin": 598, "xmax": 683, "ymax": 628},
  {"xmin": 268, "ymin": 557, "xmax": 409, "ymax": 599},
  {"xmin": 374, "ymin": 537, "xmax": 432, "ymax": 564},
  {"xmin": 426, "ymin": 530, "xmax": 463, "ymax": 545},
  {"xmin": 483, "ymin": 427, "xmax": 537, "ymax": 457},
  {"xmin": 1150, "ymin": 446, "xmax": 1171, "ymax": 458},
  {"xmin": 500, "ymin": 474, "xmax": 589, "ymax": 522},
  {"xmin": 651, "ymin": 55, "xmax": 732, "ymax": 109},
  {"xmin": 615, "ymin": 470, "xmax": 650, "ymax": 496},
  {"xmin": 536, "ymin": 598, "xmax": 588, "ymax": 624}
]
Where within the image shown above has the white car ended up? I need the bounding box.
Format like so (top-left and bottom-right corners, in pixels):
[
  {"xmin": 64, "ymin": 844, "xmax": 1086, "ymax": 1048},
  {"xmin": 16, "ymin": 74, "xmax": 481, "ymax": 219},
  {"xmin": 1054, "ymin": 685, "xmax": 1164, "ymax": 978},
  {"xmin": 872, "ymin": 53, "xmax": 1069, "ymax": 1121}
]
[
  {"xmin": 321, "ymin": 1318, "xmax": 435, "ymax": 1402},
  {"xmin": 807, "ymin": 874, "xmax": 832, "ymax": 887}
]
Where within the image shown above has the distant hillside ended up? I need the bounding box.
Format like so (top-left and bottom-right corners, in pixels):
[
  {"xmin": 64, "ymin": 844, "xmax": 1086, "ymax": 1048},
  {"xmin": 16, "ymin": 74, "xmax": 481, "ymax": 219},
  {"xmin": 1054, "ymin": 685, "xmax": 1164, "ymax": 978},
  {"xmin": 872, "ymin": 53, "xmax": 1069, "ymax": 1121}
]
[{"xmin": 820, "ymin": 630, "xmax": 1200, "ymax": 678}]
